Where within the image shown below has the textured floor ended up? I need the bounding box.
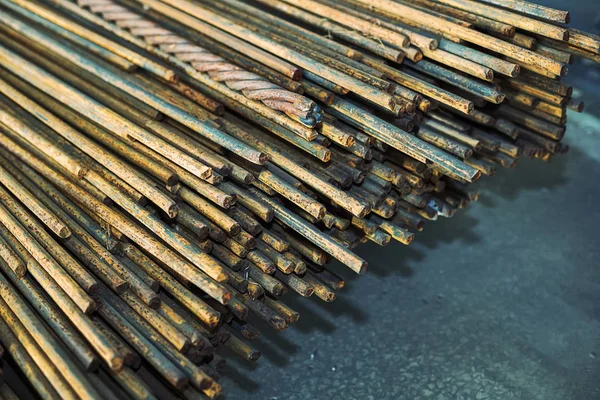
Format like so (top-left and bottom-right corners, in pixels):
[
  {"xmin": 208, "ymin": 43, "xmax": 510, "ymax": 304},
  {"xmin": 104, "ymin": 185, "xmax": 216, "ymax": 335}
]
[{"xmin": 220, "ymin": 3, "xmax": 600, "ymax": 399}]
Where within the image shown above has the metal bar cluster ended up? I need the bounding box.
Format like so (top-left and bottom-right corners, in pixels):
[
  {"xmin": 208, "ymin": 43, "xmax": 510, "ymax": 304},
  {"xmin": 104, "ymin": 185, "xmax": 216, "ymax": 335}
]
[{"xmin": 0, "ymin": 0, "xmax": 596, "ymax": 398}]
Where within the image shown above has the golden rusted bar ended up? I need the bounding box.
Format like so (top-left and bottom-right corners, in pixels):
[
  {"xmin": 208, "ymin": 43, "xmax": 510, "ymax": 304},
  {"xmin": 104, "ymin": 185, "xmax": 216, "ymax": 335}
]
[
  {"xmin": 433, "ymin": 0, "xmax": 567, "ymax": 40},
  {"xmin": 0, "ymin": 271, "xmax": 103, "ymax": 399},
  {"xmin": 0, "ymin": 315, "xmax": 59, "ymax": 399},
  {"xmin": 120, "ymin": 290, "xmax": 190, "ymax": 352},
  {"xmin": 0, "ymin": 0, "xmax": 593, "ymax": 396},
  {"xmin": 219, "ymin": 0, "xmax": 361, "ymax": 59},
  {"xmin": 477, "ymin": 0, "xmax": 569, "ymax": 24},
  {"xmin": 494, "ymin": 105, "xmax": 565, "ymax": 140},
  {"xmin": 251, "ymin": 189, "xmax": 367, "ymax": 274},
  {"xmin": 1, "ymin": 0, "xmax": 135, "ymax": 73},
  {"xmin": 402, "ymin": 0, "xmax": 515, "ymax": 36},
  {"xmin": 0, "ymin": 229, "xmax": 26, "ymax": 279},
  {"xmin": 179, "ymin": 187, "xmax": 240, "ymax": 235},
  {"xmin": 0, "ymin": 264, "xmax": 101, "ymax": 373},
  {"xmin": 258, "ymin": 169, "xmax": 325, "ymax": 219},
  {"xmin": 0, "ymin": 47, "xmax": 213, "ymax": 181},
  {"xmin": 255, "ymin": 240, "xmax": 294, "ymax": 274},
  {"xmin": 141, "ymin": 0, "xmax": 397, "ymax": 111},
  {"xmin": 2, "ymin": 22, "xmax": 260, "ymax": 166},
  {"xmin": 10, "ymin": 0, "xmax": 177, "ymax": 81},
  {"xmin": 352, "ymin": 0, "xmax": 566, "ymax": 75},
  {"xmin": 97, "ymin": 298, "xmax": 190, "ymax": 390},
  {"xmin": 121, "ymin": 243, "xmax": 221, "ymax": 328},
  {"xmin": 278, "ymin": 0, "xmax": 410, "ymax": 49},
  {"xmin": 248, "ymin": 0, "xmax": 405, "ymax": 62},
  {"xmin": 0, "ymin": 296, "xmax": 77, "ymax": 400},
  {"xmin": 0, "ymin": 194, "xmax": 95, "ymax": 314},
  {"xmin": 223, "ymin": 332, "xmax": 261, "ymax": 362},
  {"xmin": 0, "ymin": 132, "xmax": 230, "ymax": 304},
  {"xmin": 438, "ymin": 39, "xmax": 519, "ymax": 78}
]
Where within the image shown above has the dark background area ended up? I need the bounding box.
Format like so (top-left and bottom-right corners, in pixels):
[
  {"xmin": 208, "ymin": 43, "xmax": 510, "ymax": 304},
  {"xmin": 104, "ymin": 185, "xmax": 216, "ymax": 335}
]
[{"xmin": 220, "ymin": 1, "xmax": 600, "ymax": 399}]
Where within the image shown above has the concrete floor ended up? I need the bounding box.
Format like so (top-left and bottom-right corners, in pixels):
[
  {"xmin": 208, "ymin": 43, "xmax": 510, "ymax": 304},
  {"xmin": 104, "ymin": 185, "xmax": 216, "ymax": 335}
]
[
  {"xmin": 3, "ymin": 1, "xmax": 596, "ymax": 399},
  {"xmin": 220, "ymin": 2, "xmax": 600, "ymax": 399}
]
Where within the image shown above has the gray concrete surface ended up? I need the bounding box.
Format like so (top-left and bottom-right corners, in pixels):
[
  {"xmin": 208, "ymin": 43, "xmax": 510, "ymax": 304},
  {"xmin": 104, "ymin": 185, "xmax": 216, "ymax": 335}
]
[
  {"xmin": 220, "ymin": 2, "xmax": 600, "ymax": 399},
  {"xmin": 0, "ymin": 2, "xmax": 597, "ymax": 400}
]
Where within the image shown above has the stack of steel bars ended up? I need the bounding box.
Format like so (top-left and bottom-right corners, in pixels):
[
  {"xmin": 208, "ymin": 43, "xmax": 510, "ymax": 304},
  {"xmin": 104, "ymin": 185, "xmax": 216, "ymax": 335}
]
[{"xmin": 0, "ymin": 0, "xmax": 596, "ymax": 398}]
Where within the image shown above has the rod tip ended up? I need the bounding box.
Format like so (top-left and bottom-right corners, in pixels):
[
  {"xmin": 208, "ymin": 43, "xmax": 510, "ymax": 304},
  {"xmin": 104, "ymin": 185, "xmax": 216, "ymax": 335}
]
[
  {"xmin": 83, "ymin": 298, "xmax": 98, "ymax": 315},
  {"xmin": 165, "ymin": 70, "xmax": 179, "ymax": 84},
  {"xmin": 168, "ymin": 204, "xmax": 178, "ymax": 219},
  {"xmin": 257, "ymin": 152, "xmax": 269, "ymax": 165},
  {"xmin": 166, "ymin": 174, "xmax": 179, "ymax": 187},
  {"xmin": 148, "ymin": 296, "xmax": 161, "ymax": 309},
  {"xmin": 214, "ymin": 104, "xmax": 225, "ymax": 116},
  {"xmin": 291, "ymin": 68, "xmax": 303, "ymax": 81},
  {"xmin": 109, "ymin": 357, "xmax": 125, "ymax": 373},
  {"xmin": 357, "ymin": 261, "xmax": 368, "ymax": 275},
  {"xmin": 58, "ymin": 226, "xmax": 72, "ymax": 239},
  {"xmin": 85, "ymin": 358, "xmax": 101, "ymax": 373}
]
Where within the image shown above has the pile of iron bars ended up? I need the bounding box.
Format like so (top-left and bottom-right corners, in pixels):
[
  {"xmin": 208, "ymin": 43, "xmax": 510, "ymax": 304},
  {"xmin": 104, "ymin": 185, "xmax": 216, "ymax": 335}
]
[{"xmin": 0, "ymin": 0, "xmax": 596, "ymax": 398}]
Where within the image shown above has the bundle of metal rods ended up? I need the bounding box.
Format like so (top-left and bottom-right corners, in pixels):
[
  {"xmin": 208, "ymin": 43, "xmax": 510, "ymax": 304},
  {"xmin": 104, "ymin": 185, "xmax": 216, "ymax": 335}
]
[{"xmin": 0, "ymin": 0, "xmax": 596, "ymax": 398}]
